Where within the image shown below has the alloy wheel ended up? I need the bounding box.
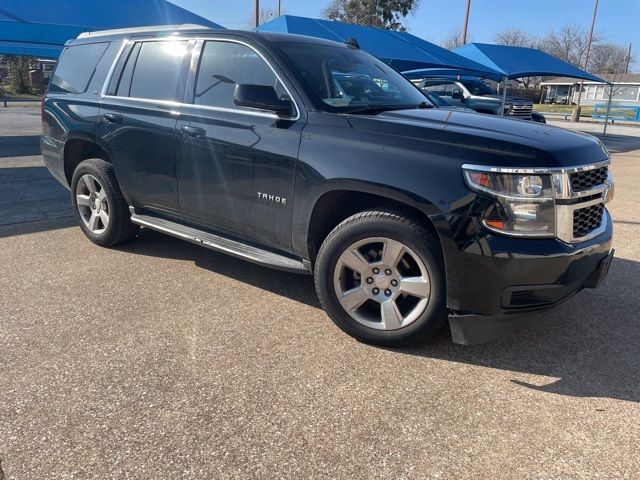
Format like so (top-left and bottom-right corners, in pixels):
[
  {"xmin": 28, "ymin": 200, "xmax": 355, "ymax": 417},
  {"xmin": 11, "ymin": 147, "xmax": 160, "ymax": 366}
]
[
  {"xmin": 75, "ymin": 174, "xmax": 110, "ymax": 234},
  {"xmin": 333, "ymin": 237, "xmax": 431, "ymax": 331}
]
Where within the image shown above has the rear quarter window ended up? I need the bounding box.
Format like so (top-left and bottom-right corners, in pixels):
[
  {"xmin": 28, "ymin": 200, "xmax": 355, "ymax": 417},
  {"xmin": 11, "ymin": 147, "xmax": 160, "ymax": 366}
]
[{"xmin": 50, "ymin": 42, "xmax": 109, "ymax": 94}]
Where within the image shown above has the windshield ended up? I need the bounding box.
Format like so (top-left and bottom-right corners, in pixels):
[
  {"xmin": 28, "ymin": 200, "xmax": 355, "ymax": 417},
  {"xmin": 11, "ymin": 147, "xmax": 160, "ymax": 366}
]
[
  {"xmin": 277, "ymin": 42, "xmax": 429, "ymax": 112},
  {"xmin": 460, "ymin": 80, "xmax": 496, "ymax": 96}
]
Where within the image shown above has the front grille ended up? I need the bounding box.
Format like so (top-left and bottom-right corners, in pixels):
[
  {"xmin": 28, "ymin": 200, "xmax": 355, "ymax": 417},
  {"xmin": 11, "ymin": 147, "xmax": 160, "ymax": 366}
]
[
  {"xmin": 573, "ymin": 203, "xmax": 605, "ymax": 238},
  {"xmin": 570, "ymin": 166, "xmax": 608, "ymax": 192},
  {"xmin": 508, "ymin": 104, "xmax": 533, "ymax": 118}
]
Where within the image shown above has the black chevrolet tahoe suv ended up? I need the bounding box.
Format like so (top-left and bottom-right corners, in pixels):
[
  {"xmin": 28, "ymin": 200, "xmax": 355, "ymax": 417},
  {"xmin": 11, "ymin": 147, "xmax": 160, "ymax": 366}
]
[{"xmin": 42, "ymin": 25, "xmax": 614, "ymax": 346}]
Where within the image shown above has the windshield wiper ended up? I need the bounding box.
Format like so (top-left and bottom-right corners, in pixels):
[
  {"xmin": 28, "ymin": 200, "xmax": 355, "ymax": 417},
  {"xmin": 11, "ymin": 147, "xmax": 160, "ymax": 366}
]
[{"xmin": 346, "ymin": 102, "xmax": 433, "ymax": 114}]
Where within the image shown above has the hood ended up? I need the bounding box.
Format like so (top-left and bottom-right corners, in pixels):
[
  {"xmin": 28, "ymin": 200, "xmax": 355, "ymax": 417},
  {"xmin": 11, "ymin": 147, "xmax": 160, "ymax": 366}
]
[{"xmin": 346, "ymin": 108, "xmax": 609, "ymax": 168}]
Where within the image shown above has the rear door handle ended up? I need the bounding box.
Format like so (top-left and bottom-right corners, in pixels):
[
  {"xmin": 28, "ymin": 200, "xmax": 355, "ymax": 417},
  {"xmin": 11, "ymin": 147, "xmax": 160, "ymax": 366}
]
[
  {"xmin": 180, "ymin": 125, "xmax": 206, "ymax": 138},
  {"xmin": 103, "ymin": 113, "xmax": 122, "ymax": 123}
]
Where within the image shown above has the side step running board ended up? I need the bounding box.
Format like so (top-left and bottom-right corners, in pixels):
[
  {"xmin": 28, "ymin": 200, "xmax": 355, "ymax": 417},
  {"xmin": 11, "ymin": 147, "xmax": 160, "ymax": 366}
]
[{"xmin": 130, "ymin": 212, "xmax": 311, "ymax": 274}]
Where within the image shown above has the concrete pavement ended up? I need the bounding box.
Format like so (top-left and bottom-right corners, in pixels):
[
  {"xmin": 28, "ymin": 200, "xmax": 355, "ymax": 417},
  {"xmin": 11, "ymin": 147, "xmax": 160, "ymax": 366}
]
[{"xmin": 1, "ymin": 107, "xmax": 639, "ymax": 479}]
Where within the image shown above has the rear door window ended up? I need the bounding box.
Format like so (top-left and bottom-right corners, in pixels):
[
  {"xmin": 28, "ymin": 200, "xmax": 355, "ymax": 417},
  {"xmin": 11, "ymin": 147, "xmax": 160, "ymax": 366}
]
[
  {"xmin": 50, "ymin": 42, "xmax": 109, "ymax": 94},
  {"xmin": 125, "ymin": 40, "xmax": 188, "ymax": 101}
]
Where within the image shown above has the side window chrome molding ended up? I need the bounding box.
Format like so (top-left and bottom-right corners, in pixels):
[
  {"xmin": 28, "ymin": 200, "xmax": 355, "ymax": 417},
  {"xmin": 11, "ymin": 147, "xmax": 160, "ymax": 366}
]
[
  {"xmin": 100, "ymin": 35, "xmax": 301, "ymax": 122},
  {"xmin": 188, "ymin": 37, "xmax": 301, "ymax": 121}
]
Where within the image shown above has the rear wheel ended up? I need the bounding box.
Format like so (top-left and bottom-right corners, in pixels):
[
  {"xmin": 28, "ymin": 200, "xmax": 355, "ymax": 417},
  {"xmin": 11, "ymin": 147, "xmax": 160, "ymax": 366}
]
[
  {"xmin": 71, "ymin": 158, "xmax": 138, "ymax": 247},
  {"xmin": 315, "ymin": 210, "xmax": 446, "ymax": 347}
]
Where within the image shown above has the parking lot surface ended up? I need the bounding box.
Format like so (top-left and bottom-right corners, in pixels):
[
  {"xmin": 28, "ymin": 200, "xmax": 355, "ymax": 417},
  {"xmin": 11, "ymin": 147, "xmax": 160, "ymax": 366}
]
[{"xmin": 1, "ymin": 107, "xmax": 639, "ymax": 479}]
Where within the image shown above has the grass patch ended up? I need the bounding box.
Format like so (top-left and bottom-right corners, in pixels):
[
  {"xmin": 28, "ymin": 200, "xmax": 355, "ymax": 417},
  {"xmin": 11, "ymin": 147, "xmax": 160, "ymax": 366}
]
[{"xmin": 534, "ymin": 104, "xmax": 594, "ymax": 116}]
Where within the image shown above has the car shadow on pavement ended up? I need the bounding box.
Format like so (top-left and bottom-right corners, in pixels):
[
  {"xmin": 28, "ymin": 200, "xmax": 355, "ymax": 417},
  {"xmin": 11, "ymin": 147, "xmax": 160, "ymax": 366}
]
[
  {"xmin": 398, "ymin": 256, "xmax": 640, "ymax": 404},
  {"xmin": 116, "ymin": 228, "xmax": 321, "ymax": 308},
  {"xmin": 119, "ymin": 230, "xmax": 640, "ymax": 403},
  {"xmin": 589, "ymin": 132, "xmax": 640, "ymax": 154},
  {"xmin": 0, "ymin": 135, "xmax": 41, "ymax": 158}
]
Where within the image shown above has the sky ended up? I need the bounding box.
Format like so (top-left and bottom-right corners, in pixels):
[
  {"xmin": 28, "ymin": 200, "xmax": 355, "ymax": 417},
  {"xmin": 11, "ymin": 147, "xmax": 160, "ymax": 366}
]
[{"xmin": 170, "ymin": 0, "xmax": 639, "ymax": 60}]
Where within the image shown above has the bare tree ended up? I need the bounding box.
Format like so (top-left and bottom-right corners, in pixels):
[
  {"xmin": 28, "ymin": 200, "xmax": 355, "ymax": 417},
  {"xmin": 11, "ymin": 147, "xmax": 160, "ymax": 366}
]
[
  {"xmin": 589, "ymin": 43, "xmax": 634, "ymax": 74},
  {"xmin": 441, "ymin": 28, "xmax": 464, "ymax": 50},
  {"xmin": 601, "ymin": 72, "xmax": 628, "ymax": 135},
  {"xmin": 249, "ymin": 7, "xmax": 281, "ymax": 28},
  {"xmin": 493, "ymin": 29, "xmax": 536, "ymax": 48},
  {"xmin": 6, "ymin": 56, "xmax": 32, "ymax": 94},
  {"xmin": 539, "ymin": 24, "xmax": 602, "ymax": 68},
  {"xmin": 493, "ymin": 28, "xmax": 542, "ymax": 88},
  {"xmin": 323, "ymin": 0, "xmax": 420, "ymax": 31}
]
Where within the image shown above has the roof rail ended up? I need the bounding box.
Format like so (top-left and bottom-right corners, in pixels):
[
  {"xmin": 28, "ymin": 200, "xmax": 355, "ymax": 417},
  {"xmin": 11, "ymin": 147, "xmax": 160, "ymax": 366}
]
[{"xmin": 77, "ymin": 24, "xmax": 212, "ymax": 39}]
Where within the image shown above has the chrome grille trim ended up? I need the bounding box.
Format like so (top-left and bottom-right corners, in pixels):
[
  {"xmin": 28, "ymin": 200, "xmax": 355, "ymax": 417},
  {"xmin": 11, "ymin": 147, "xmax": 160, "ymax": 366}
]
[{"xmin": 552, "ymin": 163, "xmax": 612, "ymax": 243}]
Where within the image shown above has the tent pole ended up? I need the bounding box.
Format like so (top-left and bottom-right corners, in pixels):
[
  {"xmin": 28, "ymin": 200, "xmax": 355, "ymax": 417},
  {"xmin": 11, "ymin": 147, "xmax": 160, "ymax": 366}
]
[
  {"xmin": 254, "ymin": 0, "xmax": 260, "ymax": 27},
  {"xmin": 500, "ymin": 76, "xmax": 507, "ymax": 116}
]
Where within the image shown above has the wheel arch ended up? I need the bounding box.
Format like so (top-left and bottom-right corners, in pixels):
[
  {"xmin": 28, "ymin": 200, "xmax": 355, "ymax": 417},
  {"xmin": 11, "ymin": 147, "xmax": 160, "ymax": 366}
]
[
  {"xmin": 303, "ymin": 184, "xmax": 447, "ymax": 265},
  {"xmin": 63, "ymin": 134, "xmax": 111, "ymax": 185}
]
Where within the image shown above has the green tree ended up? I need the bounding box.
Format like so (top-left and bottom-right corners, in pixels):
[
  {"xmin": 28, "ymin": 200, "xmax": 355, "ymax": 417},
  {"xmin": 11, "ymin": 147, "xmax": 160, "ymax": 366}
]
[
  {"xmin": 323, "ymin": 0, "xmax": 420, "ymax": 31},
  {"xmin": 6, "ymin": 55, "xmax": 32, "ymax": 94}
]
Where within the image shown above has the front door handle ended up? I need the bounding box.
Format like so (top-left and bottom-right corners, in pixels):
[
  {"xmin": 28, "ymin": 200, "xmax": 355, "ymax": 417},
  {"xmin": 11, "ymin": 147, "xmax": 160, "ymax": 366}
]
[
  {"xmin": 103, "ymin": 113, "xmax": 122, "ymax": 123},
  {"xmin": 180, "ymin": 125, "xmax": 206, "ymax": 138}
]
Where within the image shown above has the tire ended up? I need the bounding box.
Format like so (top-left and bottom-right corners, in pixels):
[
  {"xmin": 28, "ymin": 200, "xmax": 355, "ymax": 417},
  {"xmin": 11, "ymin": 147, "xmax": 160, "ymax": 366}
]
[
  {"xmin": 70, "ymin": 158, "xmax": 139, "ymax": 247},
  {"xmin": 315, "ymin": 210, "xmax": 446, "ymax": 347}
]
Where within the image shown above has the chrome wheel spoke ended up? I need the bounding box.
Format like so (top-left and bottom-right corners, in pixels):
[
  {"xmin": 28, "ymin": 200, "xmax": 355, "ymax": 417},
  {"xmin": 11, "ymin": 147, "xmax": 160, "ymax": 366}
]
[
  {"xmin": 380, "ymin": 300, "xmax": 403, "ymax": 330},
  {"xmin": 381, "ymin": 239, "xmax": 405, "ymax": 268},
  {"xmin": 76, "ymin": 194, "xmax": 91, "ymax": 207},
  {"xmin": 339, "ymin": 287, "xmax": 368, "ymax": 312},
  {"xmin": 88, "ymin": 211, "xmax": 101, "ymax": 231},
  {"xmin": 99, "ymin": 210, "xmax": 110, "ymax": 227},
  {"xmin": 339, "ymin": 249, "xmax": 369, "ymax": 274},
  {"xmin": 82, "ymin": 174, "xmax": 97, "ymax": 194},
  {"xmin": 399, "ymin": 276, "xmax": 430, "ymax": 298}
]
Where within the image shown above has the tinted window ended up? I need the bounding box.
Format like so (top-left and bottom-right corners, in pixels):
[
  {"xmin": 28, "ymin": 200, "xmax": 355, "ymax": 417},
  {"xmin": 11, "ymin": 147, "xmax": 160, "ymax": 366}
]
[
  {"xmin": 460, "ymin": 80, "xmax": 495, "ymax": 96},
  {"xmin": 194, "ymin": 41, "xmax": 284, "ymax": 109},
  {"xmin": 50, "ymin": 42, "xmax": 109, "ymax": 94},
  {"xmin": 422, "ymin": 81, "xmax": 452, "ymax": 95},
  {"xmin": 278, "ymin": 42, "xmax": 426, "ymax": 111},
  {"xmin": 128, "ymin": 40, "xmax": 188, "ymax": 101},
  {"xmin": 115, "ymin": 43, "xmax": 141, "ymax": 97}
]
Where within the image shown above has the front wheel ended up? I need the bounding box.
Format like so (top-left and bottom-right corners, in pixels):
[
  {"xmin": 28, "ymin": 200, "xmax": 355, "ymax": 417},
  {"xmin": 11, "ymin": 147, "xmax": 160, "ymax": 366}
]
[{"xmin": 314, "ymin": 210, "xmax": 446, "ymax": 347}]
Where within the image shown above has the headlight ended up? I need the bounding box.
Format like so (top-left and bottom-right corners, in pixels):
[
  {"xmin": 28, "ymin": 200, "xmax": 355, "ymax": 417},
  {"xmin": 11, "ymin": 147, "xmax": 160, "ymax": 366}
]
[{"xmin": 463, "ymin": 167, "xmax": 556, "ymax": 237}]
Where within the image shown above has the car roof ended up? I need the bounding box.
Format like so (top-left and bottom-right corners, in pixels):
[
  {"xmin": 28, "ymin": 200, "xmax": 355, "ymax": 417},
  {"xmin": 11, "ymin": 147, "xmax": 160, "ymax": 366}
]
[{"xmin": 72, "ymin": 25, "xmax": 346, "ymax": 49}]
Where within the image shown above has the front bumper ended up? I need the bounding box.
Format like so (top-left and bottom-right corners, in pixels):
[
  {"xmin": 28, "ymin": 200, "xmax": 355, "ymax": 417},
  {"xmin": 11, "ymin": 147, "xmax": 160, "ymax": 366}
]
[
  {"xmin": 449, "ymin": 248, "xmax": 613, "ymax": 345},
  {"xmin": 443, "ymin": 212, "xmax": 613, "ymax": 344}
]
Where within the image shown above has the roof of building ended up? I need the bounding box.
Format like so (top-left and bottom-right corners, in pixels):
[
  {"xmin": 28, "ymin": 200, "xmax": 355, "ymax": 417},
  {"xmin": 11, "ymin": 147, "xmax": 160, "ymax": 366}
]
[{"xmin": 540, "ymin": 73, "xmax": 640, "ymax": 85}]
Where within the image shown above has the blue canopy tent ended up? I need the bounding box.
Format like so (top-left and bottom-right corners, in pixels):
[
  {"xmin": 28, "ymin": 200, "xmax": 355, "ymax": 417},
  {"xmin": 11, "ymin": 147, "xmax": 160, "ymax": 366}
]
[
  {"xmin": 255, "ymin": 16, "xmax": 500, "ymax": 77},
  {"xmin": 0, "ymin": 0, "xmax": 223, "ymax": 59},
  {"xmin": 453, "ymin": 43, "xmax": 605, "ymax": 83},
  {"xmin": 406, "ymin": 43, "xmax": 605, "ymax": 115}
]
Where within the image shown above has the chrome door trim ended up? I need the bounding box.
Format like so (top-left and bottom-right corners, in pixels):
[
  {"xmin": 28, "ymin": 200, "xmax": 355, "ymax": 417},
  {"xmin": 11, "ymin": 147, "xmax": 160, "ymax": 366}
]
[{"xmin": 100, "ymin": 35, "xmax": 301, "ymax": 122}]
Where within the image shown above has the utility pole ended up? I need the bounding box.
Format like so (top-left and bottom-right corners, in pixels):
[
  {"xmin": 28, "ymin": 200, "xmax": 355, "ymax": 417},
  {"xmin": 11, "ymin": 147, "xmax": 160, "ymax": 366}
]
[
  {"xmin": 254, "ymin": 0, "xmax": 260, "ymax": 28},
  {"xmin": 461, "ymin": 0, "xmax": 471, "ymax": 45},
  {"xmin": 572, "ymin": 0, "xmax": 598, "ymax": 122},
  {"xmin": 277, "ymin": 0, "xmax": 281, "ymax": 17},
  {"xmin": 625, "ymin": 43, "xmax": 632, "ymax": 73}
]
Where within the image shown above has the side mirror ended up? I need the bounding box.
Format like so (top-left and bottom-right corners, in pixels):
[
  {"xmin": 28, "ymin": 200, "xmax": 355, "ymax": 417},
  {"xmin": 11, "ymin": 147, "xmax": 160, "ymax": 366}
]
[
  {"xmin": 233, "ymin": 84, "xmax": 293, "ymax": 117},
  {"xmin": 451, "ymin": 89, "xmax": 463, "ymax": 100}
]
